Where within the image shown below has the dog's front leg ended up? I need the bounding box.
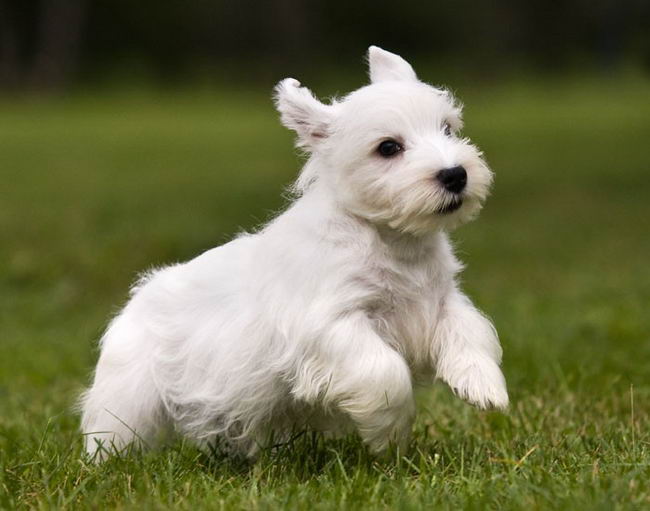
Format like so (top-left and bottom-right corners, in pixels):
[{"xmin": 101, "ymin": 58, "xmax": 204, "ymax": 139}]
[
  {"xmin": 431, "ymin": 287, "xmax": 509, "ymax": 409},
  {"xmin": 292, "ymin": 312, "xmax": 415, "ymax": 452}
]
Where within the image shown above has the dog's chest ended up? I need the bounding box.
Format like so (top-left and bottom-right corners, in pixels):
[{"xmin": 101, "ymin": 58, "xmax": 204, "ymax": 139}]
[{"xmin": 356, "ymin": 260, "xmax": 445, "ymax": 369}]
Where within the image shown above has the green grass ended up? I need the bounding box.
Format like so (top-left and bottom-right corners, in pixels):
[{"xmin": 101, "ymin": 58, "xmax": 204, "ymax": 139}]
[{"xmin": 1, "ymin": 74, "xmax": 649, "ymax": 509}]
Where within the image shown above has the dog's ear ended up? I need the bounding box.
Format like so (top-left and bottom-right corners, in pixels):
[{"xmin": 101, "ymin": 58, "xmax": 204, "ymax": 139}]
[
  {"xmin": 367, "ymin": 46, "xmax": 418, "ymax": 84},
  {"xmin": 274, "ymin": 78, "xmax": 333, "ymax": 150}
]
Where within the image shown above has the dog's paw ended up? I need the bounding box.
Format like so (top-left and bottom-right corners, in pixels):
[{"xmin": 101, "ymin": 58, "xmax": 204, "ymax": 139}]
[
  {"xmin": 447, "ymin": 359, "xmax": 509, "ymax": 410},
  {"xmin": 361, "ymin": 410, "xmax": 414, "ymax": 455}
]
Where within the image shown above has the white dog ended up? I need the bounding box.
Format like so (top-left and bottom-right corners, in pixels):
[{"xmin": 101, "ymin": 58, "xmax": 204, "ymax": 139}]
[{"xmin": 81, "ymin": 46, "xmax": 508, "ymax": 460}]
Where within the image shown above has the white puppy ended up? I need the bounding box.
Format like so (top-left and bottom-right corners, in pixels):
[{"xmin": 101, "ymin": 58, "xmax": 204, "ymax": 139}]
[{"xmin": 81, "ymin": 46, "xmax": 508, "ymax": 460}]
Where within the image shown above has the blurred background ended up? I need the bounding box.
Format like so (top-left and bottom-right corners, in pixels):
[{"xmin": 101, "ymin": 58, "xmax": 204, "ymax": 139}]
[
  {"xmin": 1, "ymin": 0, "xmax": 649, "ymax": 490},
  {"xmin": 0, "ymin": 0, "xmax": 649, "ymax": 90}
]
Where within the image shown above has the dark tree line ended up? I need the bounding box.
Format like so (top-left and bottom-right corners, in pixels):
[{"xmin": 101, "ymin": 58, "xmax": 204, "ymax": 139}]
[
  {"xmin": 0, "ymin": 0, "xmax": 648, "ymax": 91},
  {"xmin": 1, "ymin": 0, "xmax": 85, "ymax": 89}
]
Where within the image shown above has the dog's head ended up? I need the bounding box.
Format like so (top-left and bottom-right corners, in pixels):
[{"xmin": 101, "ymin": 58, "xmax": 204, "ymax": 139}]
[{"xmin": 274, "ymin": 46, "xmax": 493, "ymax": 235}]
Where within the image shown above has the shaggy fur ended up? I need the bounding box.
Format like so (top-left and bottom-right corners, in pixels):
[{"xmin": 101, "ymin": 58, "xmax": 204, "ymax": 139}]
[{"xmin": 80, "ymin": 46, "xmax": 508, "ymax": 460}]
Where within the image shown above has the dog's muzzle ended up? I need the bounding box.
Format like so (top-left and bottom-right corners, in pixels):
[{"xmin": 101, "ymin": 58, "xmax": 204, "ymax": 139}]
[{"xmin": 435, "ymin": 197, "xmax": 463, "ymax": 214}]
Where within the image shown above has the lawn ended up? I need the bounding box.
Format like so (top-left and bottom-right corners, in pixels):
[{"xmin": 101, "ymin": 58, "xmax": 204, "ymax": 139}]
[{"xmin": 1, "ymin": 73, "xmax": 649, "ymax": 509}]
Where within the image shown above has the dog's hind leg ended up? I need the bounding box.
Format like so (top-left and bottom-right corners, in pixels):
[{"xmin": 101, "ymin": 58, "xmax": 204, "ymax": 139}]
[{"xmin": 80, "ymin": 312, "xmax": 165, "ymax": 461}]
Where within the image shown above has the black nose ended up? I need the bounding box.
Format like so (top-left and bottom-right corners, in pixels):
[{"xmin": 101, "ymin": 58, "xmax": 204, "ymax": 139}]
[{"xmin": 437, "ymin": 165, "xmax": 467, "ymax": 194}]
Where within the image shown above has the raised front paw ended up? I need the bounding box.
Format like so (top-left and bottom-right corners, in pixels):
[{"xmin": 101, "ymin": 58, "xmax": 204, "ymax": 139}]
[{"xmin": 446, "ymin": 358, "xmax": 509, "ymax": 410}]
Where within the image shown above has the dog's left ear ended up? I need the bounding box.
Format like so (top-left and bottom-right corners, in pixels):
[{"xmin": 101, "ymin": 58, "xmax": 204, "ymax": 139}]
[
  {"xmin": 274, "ymin": 78, "xmax": 333, "ymax": 150},
  {"xmin": 368, "ymin": 46, "xmax": 418, "ymax": 84}
]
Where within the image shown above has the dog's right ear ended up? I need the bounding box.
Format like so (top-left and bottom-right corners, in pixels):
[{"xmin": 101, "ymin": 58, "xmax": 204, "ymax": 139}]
[{"xmin": 274, "ymin": 78, "xmax": 333, "ymax": 150}]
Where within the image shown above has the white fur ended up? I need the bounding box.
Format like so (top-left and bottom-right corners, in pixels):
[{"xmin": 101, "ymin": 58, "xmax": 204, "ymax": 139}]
[{"xmin": 80, "ymin": 46, "xmax": 508, "ymax": 460}]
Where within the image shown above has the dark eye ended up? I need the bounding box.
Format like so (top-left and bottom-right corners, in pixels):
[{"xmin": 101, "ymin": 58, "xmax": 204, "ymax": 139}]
[
  {"xmin": 377, "ymin": 140, "xmax": 403, "ymax": 157},
  {"xmin": 443, "ymin": 122, "xmax": 453, "ymax": 136}
]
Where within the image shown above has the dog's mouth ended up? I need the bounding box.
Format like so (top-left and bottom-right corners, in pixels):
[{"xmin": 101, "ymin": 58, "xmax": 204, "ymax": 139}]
[{"xmin": 435, "ymin": 197, "xmax": 463, "ymax": 214}]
